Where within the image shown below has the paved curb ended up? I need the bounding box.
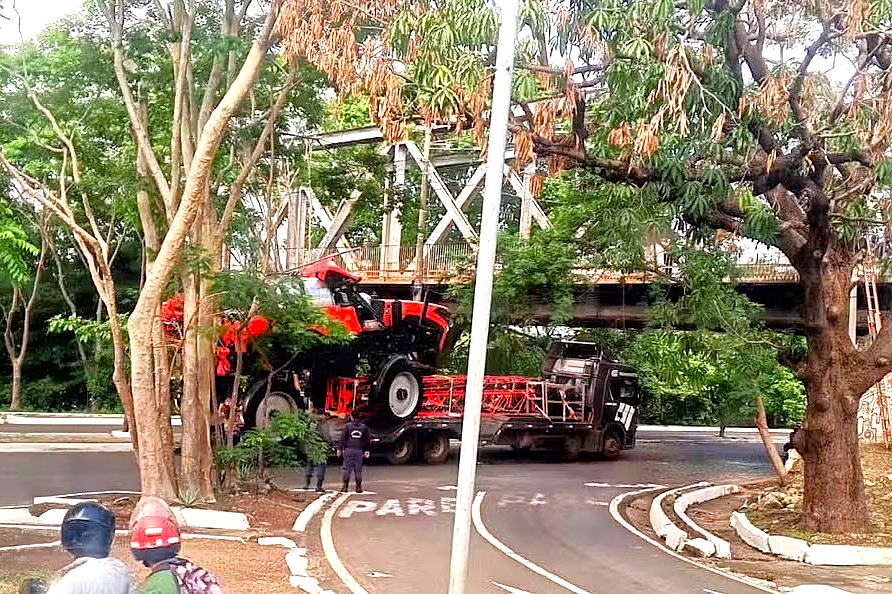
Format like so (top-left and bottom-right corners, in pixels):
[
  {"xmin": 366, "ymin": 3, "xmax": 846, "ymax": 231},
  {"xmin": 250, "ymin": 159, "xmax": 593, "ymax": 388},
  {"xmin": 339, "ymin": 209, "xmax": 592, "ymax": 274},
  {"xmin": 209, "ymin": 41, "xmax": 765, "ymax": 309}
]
[
  {"xmin": 730, "ymin": 509, "xmax": 892, "ymax": 565},
  {"xmin": 637, "ymin": 425, "xmax": 791, "ymax": 434},
  {"xmin": 8, "ymin": 492, "xmax": 252, "ymax": 532},
  {"xmin": 0, "ymin": 432, "xmax": 131, "ymax": 443},
  {"xmin": 649, "ymin": 482, "xmax": 710, "ymax": 552},
  {"xmin": 257, "ymin": 507, "xmax": 339, "ymax": 594},
  {"xmin": 673, "ymin": 484, "xmax": 739, "ymax": 559},
  {"xmin": 0, "ymin": 412, "xmax": 182, "ymax": 426}
]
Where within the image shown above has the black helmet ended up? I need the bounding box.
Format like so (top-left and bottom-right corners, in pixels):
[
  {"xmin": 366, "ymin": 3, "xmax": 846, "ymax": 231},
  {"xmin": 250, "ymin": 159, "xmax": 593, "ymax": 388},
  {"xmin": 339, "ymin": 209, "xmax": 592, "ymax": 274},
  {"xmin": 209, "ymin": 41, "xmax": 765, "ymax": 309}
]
[{"xmin": 60, "ymin": 502, "xmax": 116, "ymax": 559}]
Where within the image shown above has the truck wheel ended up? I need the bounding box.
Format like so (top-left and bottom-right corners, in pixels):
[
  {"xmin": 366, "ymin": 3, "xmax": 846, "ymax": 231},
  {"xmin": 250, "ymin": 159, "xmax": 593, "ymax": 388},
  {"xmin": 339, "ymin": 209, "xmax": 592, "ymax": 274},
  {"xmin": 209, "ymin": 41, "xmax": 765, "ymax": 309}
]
[
  {"xmin": 244, "ymin": 379, "xmax": 300, "ymax": 429},
  {"xmin": 603, "ymin": 430, "xmax": 623, "ymax": 460},
  {"xmin": 387, "ymin": 435, "xmax": 415, "ymax": 465},
  {"xmin": 379, "ymin": 364, "xmax": 423, "ymax": 420},
  {"xmin": 562, "ymin": 435, "xmax": 582, "ymax": 462},
  {"xmin": 422, "ymin": 433, "xmax": 449, "ymax": 465}
]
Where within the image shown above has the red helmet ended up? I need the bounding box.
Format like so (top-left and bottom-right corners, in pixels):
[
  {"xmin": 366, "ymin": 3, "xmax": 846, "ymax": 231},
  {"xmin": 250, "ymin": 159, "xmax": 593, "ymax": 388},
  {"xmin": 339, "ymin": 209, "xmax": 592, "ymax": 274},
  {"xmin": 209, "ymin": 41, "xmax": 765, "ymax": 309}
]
[{"xmin": 129, "ymin": 496, "xmax": 181, "ymax": 551}]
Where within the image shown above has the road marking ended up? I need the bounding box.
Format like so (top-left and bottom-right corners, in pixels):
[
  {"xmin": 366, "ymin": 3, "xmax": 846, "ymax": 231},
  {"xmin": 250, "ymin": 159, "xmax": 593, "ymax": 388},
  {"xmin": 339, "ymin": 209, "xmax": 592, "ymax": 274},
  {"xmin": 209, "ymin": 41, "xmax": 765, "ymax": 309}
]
[
  {"xmin": 493, "ymin": 582, "xmax": 537, "ymax": 594},
  {"xmin": 472, "ymin": 492, "xmax": 593, "ymax": 594},
  {"xmin": 321, "ymin": 493, "xmax": 369, "ymax": 594},
  {"xmin": 705, "ymin": 589, "xmax": 725, "ymax": 594},
  {"xmin": 584, "ymin": 482, "xmax": 663, "ymax": 489},
  {"xmin": 368, "ymin": 571, "xmax": 392, "ymax": 578},
  {"xmin": 437, "ymin": 485, "xmax": 458, "ymax": 491},
  {"xmin": 293, "ymin": 492, "xmax": 336, "ymax": 532},
  {"xmin": 608, "ymin": 487, "xmax": 779, "ymax": 594}
]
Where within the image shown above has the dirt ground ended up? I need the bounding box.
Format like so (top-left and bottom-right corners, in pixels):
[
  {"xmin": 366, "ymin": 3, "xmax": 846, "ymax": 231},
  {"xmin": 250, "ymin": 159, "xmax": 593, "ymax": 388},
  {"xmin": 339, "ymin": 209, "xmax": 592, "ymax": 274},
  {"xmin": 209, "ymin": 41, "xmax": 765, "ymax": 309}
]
[
  {"xmin": 0, "ymin": 489, "xmax": 317, "ymax": 594},
  {"xmin": 0, "ymin": 535, "xmax": 293, "ymax": 594}
]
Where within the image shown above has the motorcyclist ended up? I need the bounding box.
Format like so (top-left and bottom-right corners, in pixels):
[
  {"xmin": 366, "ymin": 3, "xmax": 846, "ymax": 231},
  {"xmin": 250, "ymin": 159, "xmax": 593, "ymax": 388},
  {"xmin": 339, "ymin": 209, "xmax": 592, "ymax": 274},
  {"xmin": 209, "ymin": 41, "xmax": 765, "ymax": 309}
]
[
  {"xmin": 44, "ymin": 502, "xmax": 134, "ymax": 594},
  {"xmin": 129, "ymin": 497, "xmax": 222, "ymax": 594},
  {"xmin": 337, "ymin": 413, "xmax": 370, "ymax": 493}
]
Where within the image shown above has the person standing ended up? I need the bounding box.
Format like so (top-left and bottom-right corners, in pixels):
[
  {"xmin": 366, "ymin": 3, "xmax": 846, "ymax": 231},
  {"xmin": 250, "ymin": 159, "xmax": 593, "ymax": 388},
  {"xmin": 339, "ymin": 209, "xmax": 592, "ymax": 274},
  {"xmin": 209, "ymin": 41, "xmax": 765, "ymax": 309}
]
[
  {"xmin": 337, "ymin": 414, "xmax": 370, "ymax": 493},
  {"xmin": 44, "ymin": 502, "xmax": 135, "ymax": 594},
  {"xmin": 303, "ymin": 405, "xmax": 328, "ymax": 492}
]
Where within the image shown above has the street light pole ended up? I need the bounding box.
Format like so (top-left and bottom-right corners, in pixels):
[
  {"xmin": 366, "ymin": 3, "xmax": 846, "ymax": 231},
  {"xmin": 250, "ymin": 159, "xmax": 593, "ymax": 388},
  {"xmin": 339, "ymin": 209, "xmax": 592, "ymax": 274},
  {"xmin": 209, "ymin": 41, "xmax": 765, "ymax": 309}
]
[{"xmin": 447, "ymin": 1, "xmax": 520, "ymax": 593}]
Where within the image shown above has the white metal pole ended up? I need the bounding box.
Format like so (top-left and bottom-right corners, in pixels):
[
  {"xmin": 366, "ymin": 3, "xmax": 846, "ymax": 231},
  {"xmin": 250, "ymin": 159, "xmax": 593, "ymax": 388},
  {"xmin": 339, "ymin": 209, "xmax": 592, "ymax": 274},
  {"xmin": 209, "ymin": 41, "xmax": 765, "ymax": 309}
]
[{"xmin": 447, "ymin": 1, "xmax": 520, "ymax": 593}]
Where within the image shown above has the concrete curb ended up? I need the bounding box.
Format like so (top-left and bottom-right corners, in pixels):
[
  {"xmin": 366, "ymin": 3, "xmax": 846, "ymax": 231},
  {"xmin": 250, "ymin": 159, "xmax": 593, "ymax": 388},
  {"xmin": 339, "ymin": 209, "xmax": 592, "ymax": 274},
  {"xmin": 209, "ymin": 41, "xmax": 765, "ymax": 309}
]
[
  {"xmin": 731, "ymin": 509, "xmax": 892, "ymax": 565},
  {"xmin": 637, "ymin": 425, "xmax": 791, "ymax": 434},
  {"xmin": 649, "ymin": 482, "xmax": 710, "ymax": 552},
  {"xmin": 0, "ymin": 412, "xmax": 182, "ymax": 426},
  {"xmin": 0, "ymin": 432, "xmax": 131, "ymax": 443},
  {"xmin": 673, "ymin": 484, "xmax": 739, "ymax": 559},
  {"xmin": 22, "ymin": 492, "xmax": 250, "ymax": 532},
  {"xmin": 259, "ymin": 516, "xmax": 338, "ymax": 594}
]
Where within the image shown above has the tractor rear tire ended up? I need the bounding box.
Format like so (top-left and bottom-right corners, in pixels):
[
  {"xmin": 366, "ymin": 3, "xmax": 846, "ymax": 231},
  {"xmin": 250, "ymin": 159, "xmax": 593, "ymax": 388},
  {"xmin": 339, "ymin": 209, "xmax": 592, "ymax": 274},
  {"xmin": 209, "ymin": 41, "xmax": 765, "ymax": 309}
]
[
  {"xmin": 378, "ymin": 363, "xmax": 424, "ymax": 421},
  {"xmin": 244, "ymin": 379, "xmax": 301, "ymax": 430}
]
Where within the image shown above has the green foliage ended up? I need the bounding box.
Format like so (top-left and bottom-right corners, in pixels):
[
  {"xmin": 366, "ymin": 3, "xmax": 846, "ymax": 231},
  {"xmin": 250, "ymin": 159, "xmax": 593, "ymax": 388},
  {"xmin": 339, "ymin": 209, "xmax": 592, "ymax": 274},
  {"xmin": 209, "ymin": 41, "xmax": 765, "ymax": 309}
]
[
  {"xmin": 213, "ymin": 269, "xmax": 352, "ymax": 352},
  {"xmin": 48, "ymin": 314, "xmax": 129, "ymax": 345},
  {"xmin": 0, "ymin": 200, "xmax": 39, "ymax": 286},
  {"xmin": 214, "ymin": 411, "xmax": 329, "ymax": 488}
]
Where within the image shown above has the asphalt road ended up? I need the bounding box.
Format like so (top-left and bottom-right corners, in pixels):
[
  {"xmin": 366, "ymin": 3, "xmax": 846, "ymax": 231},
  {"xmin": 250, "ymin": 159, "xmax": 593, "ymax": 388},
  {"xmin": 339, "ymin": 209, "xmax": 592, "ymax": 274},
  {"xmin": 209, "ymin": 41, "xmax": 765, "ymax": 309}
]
[
  {"xmin": 0, "ymin": 451, "xmax": 139, "ymax": 506},
  {"xmin": 295, "ymin": 431, "xmax": 782, "ymax": 594},
  {"xmin": 0, "ymin": 427, "xmax": 782, "ymax": 593}
]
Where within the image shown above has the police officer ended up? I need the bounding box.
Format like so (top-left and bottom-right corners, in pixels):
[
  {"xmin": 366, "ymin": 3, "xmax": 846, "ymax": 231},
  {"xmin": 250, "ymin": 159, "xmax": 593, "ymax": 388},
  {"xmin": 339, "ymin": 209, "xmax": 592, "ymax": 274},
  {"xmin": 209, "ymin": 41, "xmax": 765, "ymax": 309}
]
[
  {"xmin": 303, "ymin": 404, "xmax": 328, "ymax": 492},
  {"xmin": 337, "ymin": 414, "xmax": 370, "ymax": 493},
  {"xmin": 46, "ymin": 502, "xmax": 135, "ymax": 594}
]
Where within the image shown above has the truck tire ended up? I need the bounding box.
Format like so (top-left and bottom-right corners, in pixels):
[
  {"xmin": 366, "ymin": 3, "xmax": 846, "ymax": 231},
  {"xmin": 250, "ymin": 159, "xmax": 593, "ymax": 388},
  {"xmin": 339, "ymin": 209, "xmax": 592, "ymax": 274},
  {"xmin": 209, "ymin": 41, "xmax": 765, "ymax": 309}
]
[
  {"xmin": 422, "ymin": 433, "xmax": 449, "ymax": 465},
  {"xmin": 387, "ymin": 435, "xmax": 415, "ymax": 465},
  {"xmin": 603, "ymin": 429, "xmax": 623, "ymax": 460},
  {"xmin": 244, "ymin": 379, "xmax": 301, "ymax": 429},
  {"xmin": 378, "ymin": 363, "xmax": 423, "ymax": 421}
]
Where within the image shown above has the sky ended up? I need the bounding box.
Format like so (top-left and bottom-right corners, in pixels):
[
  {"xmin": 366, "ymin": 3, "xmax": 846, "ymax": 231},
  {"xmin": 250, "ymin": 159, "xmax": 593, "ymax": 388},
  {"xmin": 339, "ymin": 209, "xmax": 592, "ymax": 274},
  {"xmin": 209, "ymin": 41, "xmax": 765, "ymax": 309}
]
[{"xmin": 0, "ymin": 0, "xmax": 84, "ymax": 45}]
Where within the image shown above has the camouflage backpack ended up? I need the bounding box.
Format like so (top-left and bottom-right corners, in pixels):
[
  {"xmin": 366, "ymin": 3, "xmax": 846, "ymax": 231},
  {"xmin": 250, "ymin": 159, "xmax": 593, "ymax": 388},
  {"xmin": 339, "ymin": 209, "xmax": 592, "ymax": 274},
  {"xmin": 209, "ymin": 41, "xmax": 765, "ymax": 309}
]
[{"xmin": 155, "ymin": 559, "xmax": 223, "ymax": 594}]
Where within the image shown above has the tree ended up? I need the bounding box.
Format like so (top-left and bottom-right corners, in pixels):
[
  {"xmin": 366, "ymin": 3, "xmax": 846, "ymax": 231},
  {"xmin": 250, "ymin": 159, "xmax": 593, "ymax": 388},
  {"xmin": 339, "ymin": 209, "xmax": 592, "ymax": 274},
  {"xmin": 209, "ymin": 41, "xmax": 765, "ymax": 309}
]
[
  {"xmin": 0, "ymin": 208, "xmax": 47, "ymax": 411},
  {"xmin": 280, "ymin": 0, "xmax": 892, "ymax": 532}
]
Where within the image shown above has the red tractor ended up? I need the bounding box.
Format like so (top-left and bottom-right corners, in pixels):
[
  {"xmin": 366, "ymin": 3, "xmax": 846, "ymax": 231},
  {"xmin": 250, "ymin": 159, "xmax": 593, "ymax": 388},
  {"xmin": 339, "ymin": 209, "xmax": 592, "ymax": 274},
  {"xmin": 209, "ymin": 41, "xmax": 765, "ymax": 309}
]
[{"xmin": 213, "ymin": 259, "xmax": 451, "ymax": 428}]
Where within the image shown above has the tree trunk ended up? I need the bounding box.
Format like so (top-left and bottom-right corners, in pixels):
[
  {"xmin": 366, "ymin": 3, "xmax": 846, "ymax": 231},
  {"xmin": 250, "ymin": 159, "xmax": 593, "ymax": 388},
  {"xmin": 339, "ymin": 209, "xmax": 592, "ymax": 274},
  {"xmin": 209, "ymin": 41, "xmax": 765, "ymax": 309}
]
[
  {"xmin": 755, "ymin": 394, "xmax": 787, "ymax": 484},
  {"xmin": 799, "ymin": 365, "xmax": 870, "ymax": 532},
  {"xmin": 10, "ymin": 362, "xmax": 22, "ymax": 411},
  {"xmin": 180, "ymin": 269, "xmax": 204, "ymax": 500},
  {"xmin": 129, "ymin": 313, "xmax": 179, "ymax": 500},
  {"xmin": 797, "ymin": 257, "xmax": 870, "ymax": 532}
]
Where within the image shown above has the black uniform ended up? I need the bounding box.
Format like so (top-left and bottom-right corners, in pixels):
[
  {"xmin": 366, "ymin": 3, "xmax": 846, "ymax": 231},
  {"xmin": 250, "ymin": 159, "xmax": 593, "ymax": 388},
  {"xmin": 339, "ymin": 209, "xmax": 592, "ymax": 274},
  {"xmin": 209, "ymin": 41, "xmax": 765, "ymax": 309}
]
[
  {"xmin": 303, "ymin": 413, "xmax": 327, "ymax": 492},
  {"xmin": 340, "ymin": 420, "xmax": 371, "ymax": 492}
]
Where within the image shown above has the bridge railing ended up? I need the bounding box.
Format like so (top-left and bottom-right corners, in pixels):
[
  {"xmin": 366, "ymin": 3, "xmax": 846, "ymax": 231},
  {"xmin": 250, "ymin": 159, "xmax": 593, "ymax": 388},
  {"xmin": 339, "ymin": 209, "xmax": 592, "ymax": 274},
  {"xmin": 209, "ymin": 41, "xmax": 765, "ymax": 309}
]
[{"xmin": 283, "ymin": 243, "xmax": 809, "ymax": 284}]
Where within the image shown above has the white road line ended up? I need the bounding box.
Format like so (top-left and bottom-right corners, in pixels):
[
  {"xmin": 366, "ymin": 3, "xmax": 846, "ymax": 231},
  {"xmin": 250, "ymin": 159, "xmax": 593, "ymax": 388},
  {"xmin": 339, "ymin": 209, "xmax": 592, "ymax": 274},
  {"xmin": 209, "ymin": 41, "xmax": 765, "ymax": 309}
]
[
  {"xmin": 493, "ymin": 582, "xmax": 537, "ymax": 594},
  {"xmin": 472, "ymin": 492, "xmax": 593, "ymax": 594},
  {"xmin": 294, "ymin": 492, "xmax": 336, "ymax": 532},
  {"xmin": 584, "ymin": 482, "xmax": 663, "ymax": 488},
  {"xmin": 321, "ymin": 493, "xmax": 370, "ymax": 594},
  {"xmin": 608, "ymin": 487, "xmax": 779, "ymax": 594}
]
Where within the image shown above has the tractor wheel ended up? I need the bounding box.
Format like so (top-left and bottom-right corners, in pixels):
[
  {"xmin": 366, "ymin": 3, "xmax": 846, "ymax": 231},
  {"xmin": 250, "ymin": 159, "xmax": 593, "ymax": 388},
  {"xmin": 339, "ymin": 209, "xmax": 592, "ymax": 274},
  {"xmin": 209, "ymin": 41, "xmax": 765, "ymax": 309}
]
[
  {"xmin": 244, "ymin": 379, "xmax": 301, "ymax": 430},
  {"xmin": 422, "ymin": 433, "xmax": 450, "ymax": 465},
  {"xmin": 378, "ymin": 363, "xmax": 423, "ymax": 421},
  {"xmin": 387, "ymin": 435, "xmax": 415, "ymax": 465}
]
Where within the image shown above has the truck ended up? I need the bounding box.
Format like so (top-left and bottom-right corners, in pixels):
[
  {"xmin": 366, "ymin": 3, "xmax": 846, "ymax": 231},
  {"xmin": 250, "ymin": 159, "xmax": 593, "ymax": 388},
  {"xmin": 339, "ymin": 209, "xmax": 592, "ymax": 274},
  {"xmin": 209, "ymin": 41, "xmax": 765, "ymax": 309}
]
[
  {"xmin": 191, "ymin": 260, "xmax": 640, "ymax": 462},
  {"xmin": 323, "ymin": 340, "xmax": 642, "ymax": 464}
]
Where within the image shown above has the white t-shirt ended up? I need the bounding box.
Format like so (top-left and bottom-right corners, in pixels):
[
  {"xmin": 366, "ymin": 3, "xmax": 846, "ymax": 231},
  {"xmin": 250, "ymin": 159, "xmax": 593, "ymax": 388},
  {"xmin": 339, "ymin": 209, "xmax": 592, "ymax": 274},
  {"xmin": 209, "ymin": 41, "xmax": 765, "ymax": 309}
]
[{"xmin": 47, "ymin": 557, "xmax": 136, "ymax": 594}]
